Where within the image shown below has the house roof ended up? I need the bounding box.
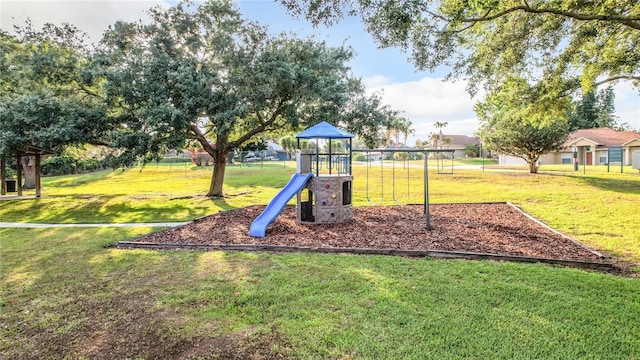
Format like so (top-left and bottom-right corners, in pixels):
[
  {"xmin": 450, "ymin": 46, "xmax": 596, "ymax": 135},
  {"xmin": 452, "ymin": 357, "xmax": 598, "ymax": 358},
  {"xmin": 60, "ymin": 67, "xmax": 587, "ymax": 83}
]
[
  {"xmin": 442, "ymin": 135, "xmax": 480, "ymax": 146},
  {"xmin": 566, "ymin": 128, "xmax": 640, "ymax": 147},
  {"xmin": 379, "ymin": 145, "xmax": 419, "ymax": 150},
  {"xmin": 267, "ymin": 141, "xmax": 284, "ymax": 152},
  {"xmin": 296, "ymin": 121, "xmax": 355, "ymax": 139}
]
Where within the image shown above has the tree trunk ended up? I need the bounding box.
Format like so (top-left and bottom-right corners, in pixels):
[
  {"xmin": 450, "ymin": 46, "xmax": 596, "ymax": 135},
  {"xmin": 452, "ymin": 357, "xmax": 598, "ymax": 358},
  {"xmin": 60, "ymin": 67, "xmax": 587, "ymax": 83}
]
[
  {"xmin": 527, "ymin": 160, "xmax": 538, "ymax": 174},
  {"xmin": 189, "ymin": 124, "xmax": 235, "ymax": 198},
  {"xmin": 207, "ymin": 150, "xmax": 228, "ymax": 198},
  {"xmin": 21, "ymin": 156, "xmax": 37, "ymax": 189}
]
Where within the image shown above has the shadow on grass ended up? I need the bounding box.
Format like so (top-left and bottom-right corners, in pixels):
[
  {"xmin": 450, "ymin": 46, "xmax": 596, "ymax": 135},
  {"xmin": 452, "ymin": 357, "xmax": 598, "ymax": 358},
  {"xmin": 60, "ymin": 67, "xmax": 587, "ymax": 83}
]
[
  {"xmin": 0, "ymin": 228, "xmax": 287, "ymax": 359},
  {"xmin": 0, "ymin": 194, "xmax": 206, "ymax": 223},
  {"xmin": 210, "ymin": 197, "xmax": 239, "ymax": 211},
  {"xmin": 40, "ymin": 169, "xmax": 115, "ymax": 188},
  {"xmin": 567, "ymin": 175, "xmax": 640, "ymax": 195}
]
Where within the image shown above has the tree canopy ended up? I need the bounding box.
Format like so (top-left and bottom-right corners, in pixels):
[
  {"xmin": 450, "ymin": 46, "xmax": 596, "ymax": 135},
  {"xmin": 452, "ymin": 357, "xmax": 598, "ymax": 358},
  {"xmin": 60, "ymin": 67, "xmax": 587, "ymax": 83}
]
[
  {"xmin": 98, "ymin": 0, "xmax": 396, "ymax": 197},
  {"xmin": 282, "ymin": 0, "xmax": 640, "ymax": 96},
  {"xmin": 568, "ymin": 86, "xmax": 617, "ymax": 131},
  {"xmin": 0, "ymin": 24, "xmax": 110, "ymax": 158},
  {"xmin": 476, "ymin": 77, "xmax": 569, "ymax": 173}
]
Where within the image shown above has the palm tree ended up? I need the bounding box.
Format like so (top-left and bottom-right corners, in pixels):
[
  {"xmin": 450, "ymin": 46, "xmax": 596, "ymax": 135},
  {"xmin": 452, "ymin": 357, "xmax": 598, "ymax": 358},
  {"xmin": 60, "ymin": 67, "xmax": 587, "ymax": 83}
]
[
  {"xmin": 433, "ymin": 121, "xmax": 449, "ymax": 149},
  {"xmin": 385, "ymin": 117, "xmax": 401, "ymax": 146},
  {"xmin": 442, "ymin": 137, "xmax": 453, "ymax": 148},
  {"xmin": 429, "ymin": 132, "xmax": 440, "ymax": 149},
  {"xmin": 400, "ymin": 119, "xmax": 414, "ymax": 148},
  {"xmin": 386, "ymin": 117, "xmax": 414, "ymax": 148}
]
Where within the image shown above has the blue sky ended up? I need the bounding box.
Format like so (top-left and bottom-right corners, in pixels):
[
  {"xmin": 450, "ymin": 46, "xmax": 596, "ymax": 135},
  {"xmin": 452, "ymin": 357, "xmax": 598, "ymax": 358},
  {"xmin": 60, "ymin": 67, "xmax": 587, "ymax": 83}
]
[
  {"xmin": 2, "ymin": 0, "xmax": 639, "ymax": 145},
  {"xmin": 237, "ymin": 1, "xmax": 446, "ymax": 81}
]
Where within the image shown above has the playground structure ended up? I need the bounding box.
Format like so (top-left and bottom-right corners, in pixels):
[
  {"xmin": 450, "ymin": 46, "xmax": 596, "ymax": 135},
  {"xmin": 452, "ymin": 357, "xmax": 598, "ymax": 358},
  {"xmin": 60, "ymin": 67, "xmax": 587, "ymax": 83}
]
[
  {"xmin": 249, "ymin": 122, "xmax": 455, "ymax": 237},
  {"xmin": 295, "ymin": 122, "xmax": 355, "ymax": 225},
  {"xmin": 249, "ymin": 122, "xmax": 355, "ymax": 237}
]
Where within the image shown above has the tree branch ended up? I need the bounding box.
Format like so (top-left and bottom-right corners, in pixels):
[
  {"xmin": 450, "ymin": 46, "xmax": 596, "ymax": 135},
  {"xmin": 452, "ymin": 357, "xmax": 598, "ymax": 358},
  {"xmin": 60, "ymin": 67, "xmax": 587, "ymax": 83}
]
[
  {"xmin": 595, "ymin": 75, "xmax": 640, "ymax": 87},
  {"xmin": 79, "ymin": 85, "xmax": 104, "ymax": 99},
  {"xmin": 425, "ymin": 10, "xmax": 448, "ymax": 22},
  {"xmin": 229, "ymin": 99, "xmax": 288, "ymax": 148},
  {"xmin": 87, "ymin": 140, "xmax": 111, "ymax": 147},
  {"xmin": 460, "ymin": 5, "xmax": 640, "ymax": 31},
  {"xmin": 188, "ymin": 123, "xmax": 216, "ymax": 155},
  {"xmin": 256, "ymin": 111, "xmax": 265, "ymax": 125}
]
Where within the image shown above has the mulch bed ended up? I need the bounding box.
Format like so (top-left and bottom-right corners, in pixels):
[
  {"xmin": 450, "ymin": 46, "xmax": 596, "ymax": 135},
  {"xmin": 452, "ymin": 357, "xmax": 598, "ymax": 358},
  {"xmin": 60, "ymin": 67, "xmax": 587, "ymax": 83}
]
[{"xmin": 118, "ymin": 203, "xmax": 623, "ymax": 272}]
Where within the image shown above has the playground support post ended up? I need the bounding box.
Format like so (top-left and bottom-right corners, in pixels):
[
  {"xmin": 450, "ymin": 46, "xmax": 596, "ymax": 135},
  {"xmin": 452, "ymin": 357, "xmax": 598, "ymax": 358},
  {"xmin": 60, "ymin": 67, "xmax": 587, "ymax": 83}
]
[
  {"xmin": 424, "ymin": 151, "xmax": 431, "ymax": 230},
  {"xmin": 406, "ymin": 154, "xmax": 410, "ymax": 202},
  {"xmin": 35, "ymin": 153, "xmax": 41, "ymax": 198},
  {"xmin": 481, "ymin": 143, "xmax": 485, "ymax": 172},
  {"xmin": 391, "ymin": 151, "xmax": 400, "ymax": 205},
  {"xmin": 1, "ymin": 155, "xmax": 5, "ymax": 195},
  {"xmin": 16, "ymin": 153, "xmax": 23, "ymax": 196},
  {"xmin": 365, "ymin": 151, "xmax": 384, "ymax": 205}
]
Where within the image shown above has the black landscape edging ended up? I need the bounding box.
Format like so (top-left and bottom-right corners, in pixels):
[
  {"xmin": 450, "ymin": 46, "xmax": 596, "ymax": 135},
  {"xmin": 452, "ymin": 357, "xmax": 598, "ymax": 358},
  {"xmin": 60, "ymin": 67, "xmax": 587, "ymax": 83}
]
[{"xmin": 116, "ymin": 241, "xmax": 614, "ymax": 270}]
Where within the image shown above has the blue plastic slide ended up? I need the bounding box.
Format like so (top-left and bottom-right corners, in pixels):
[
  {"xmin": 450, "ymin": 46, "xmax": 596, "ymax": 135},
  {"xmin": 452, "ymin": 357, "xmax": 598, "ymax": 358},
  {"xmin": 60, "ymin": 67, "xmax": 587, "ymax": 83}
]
[{"xmin": 249, "ymin": 172, "xmax": 314, "ymax": 237}]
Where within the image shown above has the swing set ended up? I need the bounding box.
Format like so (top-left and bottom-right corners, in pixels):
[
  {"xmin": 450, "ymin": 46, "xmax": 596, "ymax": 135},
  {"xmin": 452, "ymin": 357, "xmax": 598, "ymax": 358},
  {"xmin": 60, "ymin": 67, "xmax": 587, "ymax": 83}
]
[{"xmin": 353, "ymin": 149, "xmax": 455, "ymax": 230}]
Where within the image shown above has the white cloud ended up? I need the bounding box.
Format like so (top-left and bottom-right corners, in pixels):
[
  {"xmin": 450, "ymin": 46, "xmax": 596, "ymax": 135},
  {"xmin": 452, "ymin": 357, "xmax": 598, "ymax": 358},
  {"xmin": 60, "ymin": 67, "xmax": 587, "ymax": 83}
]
[
  {"xmin": 1, "ymin": 0, "xmax": 170, "ymax": 43},
  {"xmin": 365, "ymin": 76, "xmax": 483, "ymax": 144},
  {"xmin": 366, "ymin": 76, "xmax": 640, "ymax": 147},
  {"xmin": 362, "ymin": 75, "xmax": 394, "ymax": 88},
  {"xmin": 612, "ymin": 82, "xmax": 640, "ymax": 130}
]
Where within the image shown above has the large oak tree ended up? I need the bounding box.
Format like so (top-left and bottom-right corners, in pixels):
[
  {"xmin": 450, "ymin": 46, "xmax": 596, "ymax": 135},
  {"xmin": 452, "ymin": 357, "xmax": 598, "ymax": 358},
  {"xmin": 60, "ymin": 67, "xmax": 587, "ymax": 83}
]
[
  {"xmin": 0, "ymin": 24, "xmax": 110, "ymax": 187},
  {"xmin": 99, "ymin": 0, "xmax": 396, "ymax": 197}
]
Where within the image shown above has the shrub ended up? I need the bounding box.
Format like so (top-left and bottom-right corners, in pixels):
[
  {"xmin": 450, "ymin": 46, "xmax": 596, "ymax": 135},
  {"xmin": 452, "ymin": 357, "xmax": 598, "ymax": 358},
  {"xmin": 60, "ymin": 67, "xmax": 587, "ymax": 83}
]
[
  {"xmin": 42, "ymin": 156, "xmax": 77, "ymax": 176},
  {"xmin": 352, "ymin": 153, "xmax": 366, "ymax": 162},
  {"xmin": 42, "ymin": 156, "xmax": 107, "ymax": 176},
  {"xmin": 157, "ymin": 156, "xmax": 192, "ymax": 164},
  {"xmin": 3, "ymin": 166, "xmax": 16, "ymax": 179},
  {"xmin": 465, "ymin": 144, "xmax": 480, "ymax": 158}
]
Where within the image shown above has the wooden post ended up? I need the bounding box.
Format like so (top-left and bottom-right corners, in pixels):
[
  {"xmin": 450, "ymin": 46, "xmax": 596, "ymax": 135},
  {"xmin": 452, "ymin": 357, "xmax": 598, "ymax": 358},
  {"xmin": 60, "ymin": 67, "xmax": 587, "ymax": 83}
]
[
  {"xmin": 1, "ymin": 155, "xmax": 6, "ymax": 195},
  {"xmin": 35, "ymin": 153, "xmax": 42, "ymax": 198},
  {"xmin": 16, "ymin": 153, "xmax": 23, "ymax": 196}
]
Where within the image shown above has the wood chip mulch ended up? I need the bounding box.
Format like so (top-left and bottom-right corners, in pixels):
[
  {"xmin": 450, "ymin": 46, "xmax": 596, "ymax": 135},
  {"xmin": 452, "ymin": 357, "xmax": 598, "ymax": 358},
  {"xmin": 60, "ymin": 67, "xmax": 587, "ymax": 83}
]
[{"xmin": 122, "ymin": 203, "xmax": 617, "ymax": 270}]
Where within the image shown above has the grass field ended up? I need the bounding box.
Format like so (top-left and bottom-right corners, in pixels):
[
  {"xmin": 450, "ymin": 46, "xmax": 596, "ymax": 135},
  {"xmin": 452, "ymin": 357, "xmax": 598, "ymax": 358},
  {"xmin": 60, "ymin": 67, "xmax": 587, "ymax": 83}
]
[
  {"xmin": 2, "ymin": 162, "xmax": 638, "ymax": 261},
  {"xmin": 1, "ymin": 163, "xmax": 639, "ymax": 358}
]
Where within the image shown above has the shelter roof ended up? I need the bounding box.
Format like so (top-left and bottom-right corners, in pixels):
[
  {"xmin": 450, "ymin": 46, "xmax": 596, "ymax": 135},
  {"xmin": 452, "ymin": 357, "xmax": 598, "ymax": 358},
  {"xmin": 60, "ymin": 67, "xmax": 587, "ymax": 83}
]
[
  {"xmin": 12, "ymin": 145, "xmax": 57, "ymax": 156},
  {"xmin": 296, "ymin": 121, "xmax": 355, "ymax": 139}
]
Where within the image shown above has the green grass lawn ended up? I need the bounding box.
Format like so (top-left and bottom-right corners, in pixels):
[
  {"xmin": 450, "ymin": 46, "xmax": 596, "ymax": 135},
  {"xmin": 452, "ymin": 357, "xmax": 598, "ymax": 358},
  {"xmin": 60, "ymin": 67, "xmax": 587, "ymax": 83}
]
[
  {"xmin": 1, "ymin": 163, "xmax": 639, "ymax": 358},
  {"xmin": 452, "ymin": 157, "xmax": 498, "ymax": 166},
  {"xmin": 2, "ymin": 227, "xmax": 639, "ymax": 359}
]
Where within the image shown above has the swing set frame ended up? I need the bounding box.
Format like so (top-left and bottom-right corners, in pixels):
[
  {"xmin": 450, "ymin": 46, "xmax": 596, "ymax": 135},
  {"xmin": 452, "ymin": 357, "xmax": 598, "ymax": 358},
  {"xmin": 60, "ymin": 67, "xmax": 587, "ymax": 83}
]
[{"xmin": 353, "ymin": 149, "xmax": 455, "ymax": 230}]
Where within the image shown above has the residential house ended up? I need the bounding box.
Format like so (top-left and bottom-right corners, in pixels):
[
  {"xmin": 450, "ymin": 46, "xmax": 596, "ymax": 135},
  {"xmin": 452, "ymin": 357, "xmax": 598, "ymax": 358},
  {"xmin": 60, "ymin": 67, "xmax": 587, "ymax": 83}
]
[
  {"xmin": 565, "ymin": 128, "xmax": 640, "ymax": 166},
  {"xmin": 263, "ymin": 141, "xmax": 290, "ymax": 161},
  {"xmin": 435, "ymin": 135, "xmax": 481, "ymax": 158},
  {"xmin": 498, "ymin": 127, "xmax": 640, "ymax": 166}
]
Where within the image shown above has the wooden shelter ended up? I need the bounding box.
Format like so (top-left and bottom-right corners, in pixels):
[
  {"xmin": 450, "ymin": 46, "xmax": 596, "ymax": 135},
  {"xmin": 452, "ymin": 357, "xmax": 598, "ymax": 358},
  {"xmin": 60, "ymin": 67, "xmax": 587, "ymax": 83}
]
[{"xmin": 1, "ymin": 145, "xmax": 56, "ymax": 197}]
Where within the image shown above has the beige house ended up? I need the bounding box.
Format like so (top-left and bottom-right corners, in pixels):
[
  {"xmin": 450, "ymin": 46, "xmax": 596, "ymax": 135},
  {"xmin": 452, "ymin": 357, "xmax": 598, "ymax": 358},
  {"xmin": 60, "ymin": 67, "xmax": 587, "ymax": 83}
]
[
  {"xmin": 564, "ymin": 128, "xmax": 640, "ymax": 166},
  {"xmin": 499, "ymin": 128, "xmax": 640, "ymax": 166},
  {"xmin": 435, "ymin": 135, "xmax": 481, "ymax": 158}
]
